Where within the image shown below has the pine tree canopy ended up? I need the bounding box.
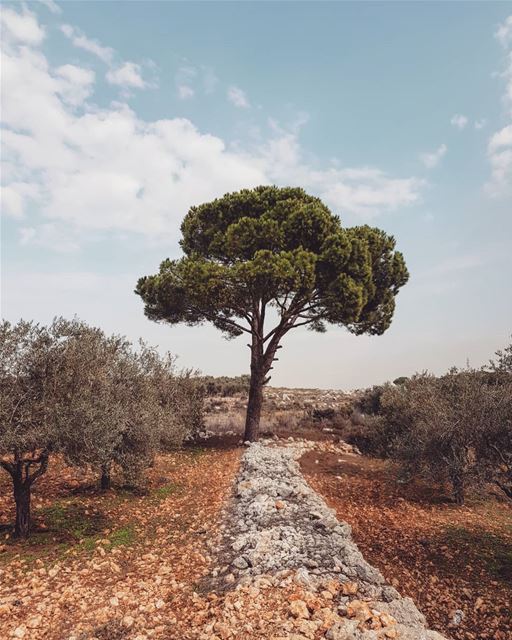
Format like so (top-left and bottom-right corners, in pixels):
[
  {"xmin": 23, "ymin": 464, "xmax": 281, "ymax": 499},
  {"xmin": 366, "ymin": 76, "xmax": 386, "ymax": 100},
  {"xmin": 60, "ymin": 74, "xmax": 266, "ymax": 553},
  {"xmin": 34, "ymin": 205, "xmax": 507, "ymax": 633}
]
[{"xmin": 135, "ymin": 185, "xmax": 409, "ymax": 340}]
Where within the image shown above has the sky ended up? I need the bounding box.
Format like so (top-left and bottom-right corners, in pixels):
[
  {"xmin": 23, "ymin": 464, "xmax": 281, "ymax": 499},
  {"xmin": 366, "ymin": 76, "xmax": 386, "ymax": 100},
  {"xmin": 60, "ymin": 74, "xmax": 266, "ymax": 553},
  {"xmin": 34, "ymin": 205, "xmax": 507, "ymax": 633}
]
[{"xmin": 1, "ymin": 1, "xmax": 511, "ymax": 390}]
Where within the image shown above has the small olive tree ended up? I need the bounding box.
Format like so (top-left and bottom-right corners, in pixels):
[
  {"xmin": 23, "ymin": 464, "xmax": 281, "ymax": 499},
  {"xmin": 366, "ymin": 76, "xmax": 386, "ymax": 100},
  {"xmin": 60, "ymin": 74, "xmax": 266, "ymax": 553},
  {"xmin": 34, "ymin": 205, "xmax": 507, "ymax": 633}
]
[
  {"xmin": 61, "ymin": 335, "xmax": 199, "ymax": 490},
  {"xmin": 58, "ymin": 327, "xmax": 136, "ymax": 490},
  {"xmin": 353, "ymin": 381, "xmax": 417, "ymax": 458},
  {"xmin": 1, "ymin": 318, "xmax": 205, "ymax": 536},
  {"xmin": 489, "ymin": 336, "xmax": 512, "ymax": 375},
  {"xmin": 115, "ymin": 344, "xmax": 182, "ymax": 487},
  {"xmin": 482, "ymin": 338, "xmax": 512, "ymax": 498},
  {"xmin": 375, "ymin": 370, "xmax": 509, "ymax": 504},
  {"xmin": 0, "ymin": 319, "xmax": 89, "ymax": 537}
]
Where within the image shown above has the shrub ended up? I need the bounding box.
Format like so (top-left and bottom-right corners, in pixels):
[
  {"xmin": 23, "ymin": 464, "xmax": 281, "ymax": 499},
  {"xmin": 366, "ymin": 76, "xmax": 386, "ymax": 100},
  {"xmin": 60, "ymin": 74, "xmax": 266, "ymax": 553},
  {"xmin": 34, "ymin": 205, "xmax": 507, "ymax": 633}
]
[
  {"xmin": 349, "ymin": 383, "xmax": 415, "ymax": 457},
  {"xmin": 355, "ymin": 385, "xmax": 386, "ymax": 416},
  {"xmin": 489, "ymin": 336, "xmax": 512, "ymax": 375},
  {"xmin": 311, "ymin": 408, "xmax": 336, "ymax": 422},
  {"xmin": 199, "ymin": 375, "xmax": 250, "ymax": 397},
  {"xmin": 482, "ymin": 338, "xmax": 512, "ymax": 497},
  {"xmin": 63, "ymin": 338, "xmax": 203, "ymax": 489},
  {"xmin": 360, "ymin": 368, "xmax": 512, "ymax": 505},
  {"xmin": 0, "ymin": 318, "xmax": 97, "ymax": 537},
  {"xmin": 0, "ymin": 318, "xmax": 205, "ymax": 536}
]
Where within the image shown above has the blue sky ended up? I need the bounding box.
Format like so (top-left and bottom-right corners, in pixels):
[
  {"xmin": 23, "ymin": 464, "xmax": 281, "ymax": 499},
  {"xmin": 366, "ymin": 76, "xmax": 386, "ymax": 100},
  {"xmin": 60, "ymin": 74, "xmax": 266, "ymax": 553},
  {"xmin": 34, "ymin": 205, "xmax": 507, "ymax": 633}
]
[{"xmin": 1, "ymin": 1, "xmax": 511, "ymax": 389}]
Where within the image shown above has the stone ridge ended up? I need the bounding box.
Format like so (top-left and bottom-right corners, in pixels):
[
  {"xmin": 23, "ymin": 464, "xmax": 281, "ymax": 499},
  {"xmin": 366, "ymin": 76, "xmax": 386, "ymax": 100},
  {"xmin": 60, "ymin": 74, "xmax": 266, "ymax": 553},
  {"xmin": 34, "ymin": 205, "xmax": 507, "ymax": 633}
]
[{"xmin": 213, "ymin": 440, "xmax": 446, "ymax": 640}]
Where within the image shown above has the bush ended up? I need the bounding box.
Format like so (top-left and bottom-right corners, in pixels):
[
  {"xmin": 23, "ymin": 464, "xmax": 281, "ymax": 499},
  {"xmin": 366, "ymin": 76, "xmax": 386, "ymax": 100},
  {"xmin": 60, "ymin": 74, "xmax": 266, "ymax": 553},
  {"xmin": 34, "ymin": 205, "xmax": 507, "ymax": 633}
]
[
  {"xmin": 311, "ymin": 408, "xmax": 336, "ymax": 422},
  {"xmin": 356, "ymin": 367, "xmax": 512, "ymax": 505},
  {"xmin": 348, "ymin": 383, "xmax": 414, "ymax": 457},
  {"xmin": 0, "ymin": 318, "xmax": 97, "ymax": 537},
  {"xmin": 199, "ymin": 375, "xmax": 250, "ymax": 397},
  {"xmin": 0, "ymin": 318, "xmax": 205, "ymax": 536},
  {"xmin": 482, "ymin": 338, "xmax": 512, "ymax": 497}
]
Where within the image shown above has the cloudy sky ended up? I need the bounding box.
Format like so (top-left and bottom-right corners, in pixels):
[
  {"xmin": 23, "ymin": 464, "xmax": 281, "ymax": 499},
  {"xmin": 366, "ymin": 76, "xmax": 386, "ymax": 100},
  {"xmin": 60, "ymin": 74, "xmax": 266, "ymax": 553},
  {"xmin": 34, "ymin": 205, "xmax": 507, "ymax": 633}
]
[{"xmin": 1, "ymin": 1, "xmax": 511, "ymax": 389}]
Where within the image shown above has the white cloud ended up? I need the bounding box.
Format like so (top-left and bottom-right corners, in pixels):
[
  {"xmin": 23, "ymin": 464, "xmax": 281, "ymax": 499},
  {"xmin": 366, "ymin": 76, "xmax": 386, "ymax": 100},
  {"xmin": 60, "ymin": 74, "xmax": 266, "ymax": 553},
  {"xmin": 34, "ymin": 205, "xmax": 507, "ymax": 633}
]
[
  {"xmin": 488, "ymin": 124, "xmax": 512, "ymax": 152},
  {"xmin": 485, "ymin": 124, "xmax": 512, "ymax": 196},
  {"xmin": 55, "ymin": 64, "xmax": 95, "ymax": 106},
  {"xmin": 38, "ymin": 0, "xmax": 62, "ymax": 14},
  {"xmin": 174, "ymin": 64, "xmax": 217, "ymax": 99},
  {"xmin": 450, "ymin": 114, "xmax": 468, "ymax": 130},
  {"xmin": 320, "ymin": 171, "xmax": 423, "ymax": 216},
  {"xmin": 106, "ymin": 62, "xmax": 146, "ymax": 89},
  {"xmin": 0, "ymin": 7, "xmax": 45, "ymax": 45},
  {"xmin": 474, "ymin": 118, "xmax": 487, "ymax": 130},
  {"xmin": 1, "ymin": 186, "xmax": 24, "ymax": 218},
  {"xmin": 495, "ymin": 15, "xmax": 512, "ymax": 49},
  {"xmin": 178, "ymin": 84, "xmax": 194, "ymax": 100},
  {"xmin": 60, "ymin": 24, "xmax": 114, "ymax": 64},
  {"xmin": 19, "ymin": 223, "xmax": 80, "ymax": 252},
  {"xmin": 175, "ymin": 65, "xmax": 197, "ymax": 99},
  {"xmin": 1, "ymin": 183, "xmax": 41, "ymax": 218},
  {"xmin": 486, "ymin": 17, "xmax": 512, "ymax": 196},
  {"xmin": 419, "ymin": 143, "xmax": 447, "ymax": 169},
  {"xmin": 486, "ymin": 146, "xmax": 512, "ymax": 196},
  {"xmin": 61, "ymin": 24, "xmax": 152, "ymax": 91},
  {"xmin": 227, "ymin": 86, "xmax": 250, "ymax": 108},
  {"xmin": 251, "ymin": 128, "xmax": 423, "ymax": 216},
  {"xmin": 1, "ymin": 6, "xmax": 423, "ymax": 252}
]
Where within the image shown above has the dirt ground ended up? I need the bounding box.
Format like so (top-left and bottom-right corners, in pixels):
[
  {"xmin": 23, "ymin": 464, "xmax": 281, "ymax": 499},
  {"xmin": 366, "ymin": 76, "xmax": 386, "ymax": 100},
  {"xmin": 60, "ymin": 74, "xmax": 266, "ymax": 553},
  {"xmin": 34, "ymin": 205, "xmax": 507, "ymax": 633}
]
[
  {"xmin": 0, "ymin": 445, "xmax": 241, "ymax": 639},
  {"xmin": 300, "ymin": 450, "xmax": 512, "ymax": 640},
  {"xmin": 2, "ymin": 437, "xmax": 511, "ymax": 640}
]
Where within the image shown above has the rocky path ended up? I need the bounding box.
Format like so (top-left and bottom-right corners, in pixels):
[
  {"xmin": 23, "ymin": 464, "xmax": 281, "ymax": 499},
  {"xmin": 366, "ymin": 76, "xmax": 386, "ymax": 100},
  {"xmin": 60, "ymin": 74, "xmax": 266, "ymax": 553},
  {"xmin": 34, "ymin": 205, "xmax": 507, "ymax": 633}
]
[{"xmin": 198, "ymin": 440, "xmax": 446, "ymax": 640}]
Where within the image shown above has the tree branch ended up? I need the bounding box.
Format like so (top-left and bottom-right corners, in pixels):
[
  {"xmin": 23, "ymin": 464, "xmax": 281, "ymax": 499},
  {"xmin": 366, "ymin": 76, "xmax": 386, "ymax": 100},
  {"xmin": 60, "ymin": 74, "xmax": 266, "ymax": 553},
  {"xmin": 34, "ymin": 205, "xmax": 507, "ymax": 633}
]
[
  {"xmin": 0, "ymin": 459, "xmax": 15, "ymax": 477},
  {"xmin": 28, "ymin": 450, "xmax": 50, "ymax": 484},
  {"xmin": 189, "ymin": 305, "xmax": 252, "ymax": 335}
]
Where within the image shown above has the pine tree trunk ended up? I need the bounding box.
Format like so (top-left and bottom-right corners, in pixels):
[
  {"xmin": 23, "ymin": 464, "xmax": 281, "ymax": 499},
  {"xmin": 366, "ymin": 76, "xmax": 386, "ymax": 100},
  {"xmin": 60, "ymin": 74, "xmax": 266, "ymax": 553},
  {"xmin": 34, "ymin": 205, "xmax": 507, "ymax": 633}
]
[
  {"xmin": 13, "ymin": 467, "xmax": 31, "ymax": 539},
  {"xmin": 243, "ymin": 312, "xmax": 283, "ymax": 442},
  {"xmin": 244, "ymin": 370, "xmax": 264, "ymax": 442},
  {"xmin": 100, "ymin": 463, "xmax": 111, "ymax": 491}
]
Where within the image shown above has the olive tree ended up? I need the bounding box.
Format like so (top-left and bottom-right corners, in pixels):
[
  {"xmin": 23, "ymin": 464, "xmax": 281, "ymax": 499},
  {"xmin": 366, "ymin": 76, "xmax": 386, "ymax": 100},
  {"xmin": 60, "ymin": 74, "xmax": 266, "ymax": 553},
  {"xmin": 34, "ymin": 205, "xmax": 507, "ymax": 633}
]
[
  {"xmin": 115, "ymin": 343, "xmax": 186, "ymax": 487},
  {"xmin": 0, "ymin": 319, "xmax": 88, "ymax": 537},
  {"xmin": 61, "ymin": 335, "xmax": 197, "ymax": 490},
  {"xmin": 489, "ymin": 336, "xmax": 512, "ymax": 375},
  {"xmin": 483, "ymin": 338, "xmax": 512, "ymax": 498},
  {"xmin": 377, "ymin": 370, "xmax": 509, "ymax": 505},
  {"xmin": 136, "ymin": 186, "xmax": 409, "ymax": 441},
  {"xmin": 58, "ymin": 327, "xmax": 136, "ymax": 490}
]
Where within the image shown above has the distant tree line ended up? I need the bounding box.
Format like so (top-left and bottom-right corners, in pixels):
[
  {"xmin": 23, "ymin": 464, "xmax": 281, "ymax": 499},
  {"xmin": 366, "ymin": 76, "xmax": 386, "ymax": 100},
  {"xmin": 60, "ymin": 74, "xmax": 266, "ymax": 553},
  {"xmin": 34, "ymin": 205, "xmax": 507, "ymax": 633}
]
[
  {"xmin": 0, "ymin": 318, "xmax": 204, "ymax": 538},
  {"xmin": 199, "ymin": 375, "xmax": 250, "ymax": 397},
  {"xmin": 350, "ymin": 339, "xmax": 512, "ymax": 505}
]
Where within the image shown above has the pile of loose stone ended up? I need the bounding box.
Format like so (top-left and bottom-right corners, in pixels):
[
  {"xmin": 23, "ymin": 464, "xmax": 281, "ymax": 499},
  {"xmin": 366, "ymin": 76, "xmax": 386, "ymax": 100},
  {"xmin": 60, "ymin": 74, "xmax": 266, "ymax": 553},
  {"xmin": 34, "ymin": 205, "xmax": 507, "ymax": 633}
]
[{"xmin": 203, "ymin": 440, "xmax": 446, "ymax": 640}]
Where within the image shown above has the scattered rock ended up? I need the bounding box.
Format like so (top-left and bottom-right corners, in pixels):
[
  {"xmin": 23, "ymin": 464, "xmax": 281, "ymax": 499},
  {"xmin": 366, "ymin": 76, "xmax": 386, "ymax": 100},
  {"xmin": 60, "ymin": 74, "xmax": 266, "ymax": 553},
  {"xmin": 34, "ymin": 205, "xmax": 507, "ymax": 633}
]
[
  {"xmin": 202, "ymin": 440, "xmax": 446, "ymax": 640},
  {"xmin": 289, "ymin": 599, "xmax": 310, "ymax": 619},
  {"xmin": 450, "ymin": 608, "xmax": 465, "ymax": 626},
  {"xmin": 341, "ymin": 581, "xmax": 359, "ymax": 595},
  {"xmin": 122, "ymin": 615, "xmax": 135, "ymax": 628},
  {"xmin": 232, "ymin": 556, "xmax": 249, "ymax": 570}
]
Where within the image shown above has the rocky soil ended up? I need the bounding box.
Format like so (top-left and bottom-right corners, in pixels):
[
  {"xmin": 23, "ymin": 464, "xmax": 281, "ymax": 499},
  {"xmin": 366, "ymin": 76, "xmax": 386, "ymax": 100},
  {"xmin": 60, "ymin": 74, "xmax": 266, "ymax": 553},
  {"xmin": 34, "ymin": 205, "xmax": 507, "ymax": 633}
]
[
  {"xmin": 5, "ymin": 436, "xmax": 504, "ymax": 639},
  {"xmin": 198, "ymin": 439, "xmax": 446, "ymax": 640},
  {"xmin": 0, "ymin": 448, "xmax": 241, "ymax": 640},
  {"xmin": 302, "ymin": 449, "xmax": 512, "ymax": 640}
]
